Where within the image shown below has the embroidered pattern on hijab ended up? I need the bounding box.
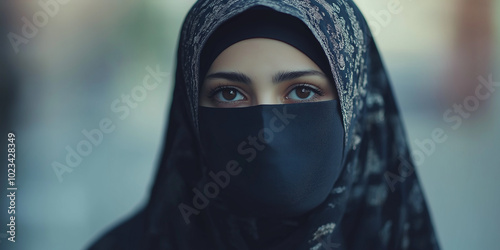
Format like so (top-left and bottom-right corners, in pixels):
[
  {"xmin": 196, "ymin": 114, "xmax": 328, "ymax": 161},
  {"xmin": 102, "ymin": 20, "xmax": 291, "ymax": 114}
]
[{"xmin": 88, "ymin": 1, "xmax": 440, "ymax": 249}]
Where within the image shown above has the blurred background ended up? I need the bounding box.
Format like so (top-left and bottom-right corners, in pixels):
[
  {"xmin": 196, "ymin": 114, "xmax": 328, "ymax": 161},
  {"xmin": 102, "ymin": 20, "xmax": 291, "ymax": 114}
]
[{"xmin": 0, "ymin": 0, "xmax": 498, "ymax": 249}]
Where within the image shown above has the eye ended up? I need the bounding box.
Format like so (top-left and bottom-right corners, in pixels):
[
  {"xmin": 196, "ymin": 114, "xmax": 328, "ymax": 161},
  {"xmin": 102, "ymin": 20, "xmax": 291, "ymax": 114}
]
[
  {"xmin": 212, "ymin": 87, "xmax": 246, "ymax": 102},
  {"xmin": 286, "ymin": 85, "xmax": 319, "ymax": 101}
]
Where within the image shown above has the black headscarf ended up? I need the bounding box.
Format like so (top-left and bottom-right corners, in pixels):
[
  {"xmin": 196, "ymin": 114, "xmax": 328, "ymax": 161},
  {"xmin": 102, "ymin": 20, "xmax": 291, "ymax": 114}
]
[
  {"xmin": 89, "ymin": 0, "xmax": 440, "ymax": 249},
  {"xmin": 199, "ymin": 7, "xmax": 333, "ymax": 83}
]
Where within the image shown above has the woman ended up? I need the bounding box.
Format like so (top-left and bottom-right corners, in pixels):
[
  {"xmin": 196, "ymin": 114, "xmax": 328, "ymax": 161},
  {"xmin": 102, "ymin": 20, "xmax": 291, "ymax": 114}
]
[{"xmin": 89, "ymin": 0, "xmax": 439, "ymax": 249}]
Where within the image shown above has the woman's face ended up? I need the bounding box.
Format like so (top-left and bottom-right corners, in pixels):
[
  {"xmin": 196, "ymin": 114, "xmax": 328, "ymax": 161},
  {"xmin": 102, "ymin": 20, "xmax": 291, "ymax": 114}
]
[{"xmin": 200, "ymin": 38, "xmax": 336, "ymax": 108}]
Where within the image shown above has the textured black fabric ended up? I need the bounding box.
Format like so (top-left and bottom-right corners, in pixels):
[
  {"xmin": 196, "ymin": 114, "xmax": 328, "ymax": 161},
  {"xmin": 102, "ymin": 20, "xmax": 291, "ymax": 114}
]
[{"xmin": 88, "ymin": 1, "xmax": 440, "ymax": 249}]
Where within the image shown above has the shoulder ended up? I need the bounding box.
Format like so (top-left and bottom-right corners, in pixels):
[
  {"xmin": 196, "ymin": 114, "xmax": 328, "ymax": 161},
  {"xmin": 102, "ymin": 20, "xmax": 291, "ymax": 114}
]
[{"xmin": 86, "ymin": 209, "xmax": 147, "ymax": 250}]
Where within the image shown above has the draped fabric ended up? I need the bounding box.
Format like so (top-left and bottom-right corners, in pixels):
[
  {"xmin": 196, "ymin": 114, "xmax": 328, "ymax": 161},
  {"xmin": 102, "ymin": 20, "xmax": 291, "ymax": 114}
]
[{"xmin": 89, "ymin": 0, "xmax": 440, "ymax": 249}]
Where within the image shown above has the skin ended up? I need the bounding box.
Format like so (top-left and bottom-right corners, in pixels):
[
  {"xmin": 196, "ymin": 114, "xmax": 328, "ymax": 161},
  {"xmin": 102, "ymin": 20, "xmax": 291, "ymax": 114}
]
[{"xmin": 199, "ymin": 38, "xmax": 337, "ymax": 108}]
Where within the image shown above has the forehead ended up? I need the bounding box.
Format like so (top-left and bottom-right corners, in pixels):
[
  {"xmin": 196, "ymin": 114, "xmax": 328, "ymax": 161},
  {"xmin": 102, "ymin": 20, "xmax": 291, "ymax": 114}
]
[{"xmin": 207, "ymin": 38, "xmax": 323, "ymax": 74}]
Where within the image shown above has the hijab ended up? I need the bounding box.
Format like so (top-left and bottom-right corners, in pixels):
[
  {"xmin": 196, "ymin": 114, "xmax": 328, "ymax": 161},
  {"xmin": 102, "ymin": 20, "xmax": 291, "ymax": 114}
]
[{"xmin": 89, "ymin": 0, "xmax": 440, "ymax": 249}]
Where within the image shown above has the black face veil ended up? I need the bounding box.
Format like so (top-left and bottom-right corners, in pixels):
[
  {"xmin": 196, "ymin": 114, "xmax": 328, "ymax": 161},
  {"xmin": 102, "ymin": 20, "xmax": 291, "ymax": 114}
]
[{"xmin": 89, "ymin": 1, "xmax": 440, "ymax": 250}]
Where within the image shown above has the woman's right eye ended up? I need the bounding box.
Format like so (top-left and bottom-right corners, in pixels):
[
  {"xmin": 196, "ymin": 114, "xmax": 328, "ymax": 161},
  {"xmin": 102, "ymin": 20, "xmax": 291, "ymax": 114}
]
[{"xmin": 213, "ymin": 87, "xmax": 246, "ymax": 102}]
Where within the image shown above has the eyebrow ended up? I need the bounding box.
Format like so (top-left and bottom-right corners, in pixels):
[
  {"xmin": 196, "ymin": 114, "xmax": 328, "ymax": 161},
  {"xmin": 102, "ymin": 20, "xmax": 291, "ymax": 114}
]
[
  {"xmin": 204, "ymin": 70, "xmax": 326, "ymax": 85},
  {"xmin": 205, "ymin": 72, "xmax": 252, "ymax": 85},
  {"xmin": 272, "ymin": 70, "xmax": 326, "ymax": 84}
]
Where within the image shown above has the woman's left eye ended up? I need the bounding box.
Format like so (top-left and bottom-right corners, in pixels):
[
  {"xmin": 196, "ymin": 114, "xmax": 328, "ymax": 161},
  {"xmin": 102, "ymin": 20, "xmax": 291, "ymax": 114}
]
[
  {"xmin": 286, "ymin": 86, "xmax": 317, "ymax": 101},
  {"xmin": 213, "ymin": 87, "xmax": 245, "ymax": 102}
]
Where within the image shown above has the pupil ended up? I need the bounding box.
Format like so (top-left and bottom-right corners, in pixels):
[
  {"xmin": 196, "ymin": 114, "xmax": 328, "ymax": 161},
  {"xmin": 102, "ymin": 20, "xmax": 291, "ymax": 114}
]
[
  {"xmin": 222, "ymin": 89, "xmax": 236, "ymax": 100},
  {"xmin": 297, "ymin": 87, "xmax": 311, "ymax": 99}
]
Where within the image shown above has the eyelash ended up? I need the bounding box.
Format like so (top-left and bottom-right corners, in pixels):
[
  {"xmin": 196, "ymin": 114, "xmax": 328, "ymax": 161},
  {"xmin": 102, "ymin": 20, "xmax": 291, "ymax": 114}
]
[
  {"xmin": 206, "ymin": 83, "xmax": 325, "ymax": 103},
  {"xmin": 207, "ymin": 84, "xmax": 247, "ymax": 102}
]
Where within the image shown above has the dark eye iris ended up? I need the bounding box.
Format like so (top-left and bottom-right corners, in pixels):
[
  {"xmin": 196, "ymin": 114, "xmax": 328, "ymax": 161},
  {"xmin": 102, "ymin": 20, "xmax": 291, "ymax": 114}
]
[
  {"xmin": 296, "ymin": 87, "xmax": 312, "ymax": 99},
  {"xmin": 222, "ymin": 89, "xmax": 237, "ymax": 100}
]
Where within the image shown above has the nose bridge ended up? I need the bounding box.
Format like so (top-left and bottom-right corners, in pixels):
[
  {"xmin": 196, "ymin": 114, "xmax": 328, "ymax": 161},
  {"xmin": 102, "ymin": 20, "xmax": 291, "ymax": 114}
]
[
  {"xmin": 255, "ymin": 95, "xmax": 279, "ymax": 105},
  {"xmin": 253, "ymin": 82, "xmax": 281, "ymax": 105}
]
